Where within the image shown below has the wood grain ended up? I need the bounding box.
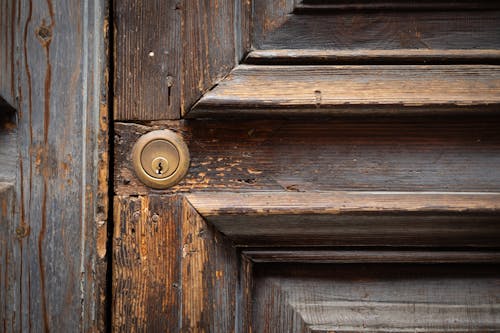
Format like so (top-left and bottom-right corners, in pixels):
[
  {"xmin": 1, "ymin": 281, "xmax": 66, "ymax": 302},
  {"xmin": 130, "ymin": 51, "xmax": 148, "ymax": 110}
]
[
  {"xmin": 113, "ymin": 195, "xmax": 238, "ymax": 332},
  {"xmin": 115, "ymin": 118, "xmax": 500, "ymax": 195},
  {"xmin": 295, "ymin": 0, "xmax": 500, "ymax": 11},
  {"xmin": 181, "ymin": 198, "xmax": 238, "ymax": 332},
  {"xmin": 7, "ymin": 0, "xmax": 110, "ymax": 331},
  {"xmin": 0, "ymin": 183, "xmax": 18, "ymax": 332},
  {"xmin": 252, "ymin": 0, "xmax": 295, "ymax": 49},
  {"xmin": 256, "ymin": 11, "xmax": 500, "ymax": 52},
  {"xmin": 114, "ymin": 0, "xmax": 181, "ymax": 120},
  {"xmin": 187, "ymin": 191, "xmax": 500, "ymax": 246},
  {"xmin": 0, "ymin": 107, "xmax": 16, "ymax": 183},
  {"xmin": 114, "ymin": 0, "xmax": 250, "ymax": 120},
  {"xmin": 190, "ymin": 65, "xmax": 500, "ymax": 117},
  {"xmin": 252, "ymin": 263, "xmax": 500, "ymax": 332},
  {"xmin": 113, "ymin": 196, "xmax": 181, "ymax": 332},
  {"xmin": 247, "ymin": 49, "xmax": 500, "ymax": 65},
  {"xmin": 0, "ymin": 0, "xmax": 17, "ymax": 107},
  {"xmin": 243, "ymin": 250, "xmax": 500, "ymax": 263}
]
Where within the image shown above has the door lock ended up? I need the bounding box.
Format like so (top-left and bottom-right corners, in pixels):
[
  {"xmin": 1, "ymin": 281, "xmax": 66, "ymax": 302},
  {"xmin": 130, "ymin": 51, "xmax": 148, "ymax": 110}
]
[{"xmin": 132, "ymin": 129, "xmax": 190, "ymax": 189}]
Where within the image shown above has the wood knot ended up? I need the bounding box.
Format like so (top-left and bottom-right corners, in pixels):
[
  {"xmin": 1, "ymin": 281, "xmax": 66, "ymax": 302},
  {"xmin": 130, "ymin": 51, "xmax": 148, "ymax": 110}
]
[{"xmin": 36, "ymin": 24, "xmax": 53, "ymax": 46}]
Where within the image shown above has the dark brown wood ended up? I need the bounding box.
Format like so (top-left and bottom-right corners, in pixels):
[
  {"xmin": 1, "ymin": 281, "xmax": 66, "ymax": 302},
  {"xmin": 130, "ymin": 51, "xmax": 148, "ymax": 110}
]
[
  {"xmin": 256, "ymin": 11, "xmax": 500, "ymax": 52},
  {"xmin": 115, "ymin": 118, "xmax": 500, "ymax": 195},
  {"xmin": 113, "ymin": 195, "xmax": 181, "ymax": 332},
  {"xmin": 252, "ymin": 263, "xmax": 500, "ymax": 332},
  {"xmin": 295, "ymin": 0, "xmax": 500, "ymax": 11},
  {"xmin": 113, "ymin": 195, "xmax": 238, "ymax": 332},
  {"xmin": 114, "ymin": 0, "xmax": 181, "ymax": 120},
  {"xmin": 114, "ymin": 0, "xmax": 250, "ymax": 121},
  {"xmin": 252, "ymin": 0, "xmax": 295, "ymax": 50},
  {"xmin": 187, "ymin": 192, "xmax": 500, "ymax": 246},
  {"xmin": 0, "ymin": 0, "xmax": 17, "ymax": 107},
  {"xmin": 190, "ymin": 65, "xmax": 500, "ymax": 117},
  {"xmin": 244, "ymin": 250, "xmax": 500, "ymax": 263},
  {"xmin": 181, "ymin": 198, "xmax": 238, "ymax": 332},
  {"xmin": 0, "ymin": 0, "xmax": 110, "ymax": 331}
]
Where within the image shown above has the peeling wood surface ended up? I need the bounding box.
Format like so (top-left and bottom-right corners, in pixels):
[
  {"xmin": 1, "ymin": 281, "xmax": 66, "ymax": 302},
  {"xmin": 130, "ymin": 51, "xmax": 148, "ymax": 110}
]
[
  {"xmin": 252, "ymin": 263, "xmax": 500, "ymax": 332},
  {"xmin": 0, "ymin": 0, "xmax": 110, "ymax": 332},
  {"xmin": 114, "ymin": 0, "xmax": 250, "ymax": 121},
  {"xmin": 115, "ymin": 118, "xmax": 500, "ymax": 195},
  {"xmin": 113, "ymin": 196, "xmax": 181, "ymax": 332},
  {"xmin": 113, "ymin": 195, "xmax": 238, "ymax": 332},
  {"xmin": 0, "ymin": 0, "xmax": 17, "ymax": 107},
  {"xmin": 191, "ymin": 65, "xmax": 500, "ymax": 117}
]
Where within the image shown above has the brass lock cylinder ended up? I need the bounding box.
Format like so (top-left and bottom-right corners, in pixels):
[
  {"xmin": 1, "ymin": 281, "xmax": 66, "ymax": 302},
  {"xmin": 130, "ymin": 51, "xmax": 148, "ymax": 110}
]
[{"xmin": 132, "ymin": 129, "xmax": 190, "ymax": 189}]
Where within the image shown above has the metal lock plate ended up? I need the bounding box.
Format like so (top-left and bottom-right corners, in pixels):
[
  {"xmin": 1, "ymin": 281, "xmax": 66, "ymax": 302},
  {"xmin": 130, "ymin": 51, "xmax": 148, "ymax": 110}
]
[{"xmin": 132, "ymin": 130, "xmax": 190, "ymax": 189}]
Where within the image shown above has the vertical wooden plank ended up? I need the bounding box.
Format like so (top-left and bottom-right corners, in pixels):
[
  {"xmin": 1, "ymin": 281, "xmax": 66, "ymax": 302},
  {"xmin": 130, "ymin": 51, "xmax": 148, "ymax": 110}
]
[
  {"xmin": 114, "ymin": 0, "xmax": 181, "ymax": 121},
  {"xmin": 112, "ymin": 195, "xmax": 181, "ymax": 332},
  {"xmin": 114, "ymin": 0, "xmax": 252, "ymax": 120},
  {"xmin": 0, "ymin": 183, "xmax": 19, "ymax": 333},
  {"xmin": 0, "ymin": 0, "xmax": 17, "ymax": 107},
  {"xmin": 181, "ymin": 198, "xmax": 238, "ymax": 332},
  {"xmin": 12, "ymin": 0, "xmax": 109, "ymax": 331},
  {"xmin": 181, "ymin": 0, "xmax": 239, "ymax": 116}
]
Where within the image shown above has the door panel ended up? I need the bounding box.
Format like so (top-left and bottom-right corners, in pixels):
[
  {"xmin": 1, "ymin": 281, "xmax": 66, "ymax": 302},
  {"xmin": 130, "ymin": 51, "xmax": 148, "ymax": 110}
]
[{"xmin": 112, "ymin": 0, "xmax": 500, "ymax": 331}]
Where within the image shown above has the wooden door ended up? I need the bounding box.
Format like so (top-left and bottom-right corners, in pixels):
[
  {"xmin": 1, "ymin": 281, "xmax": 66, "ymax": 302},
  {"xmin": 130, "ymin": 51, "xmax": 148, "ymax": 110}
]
[{"xmin": 112, "ymin": 1, "xmax": 500, "ymax": 332}]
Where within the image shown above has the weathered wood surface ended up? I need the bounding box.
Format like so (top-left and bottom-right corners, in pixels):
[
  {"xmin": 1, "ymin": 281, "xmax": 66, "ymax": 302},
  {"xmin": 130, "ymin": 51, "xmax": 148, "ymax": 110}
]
[
  {"xmin": 295, "ymin": 0, "xmax": 500, "ymax": 11},
  {"xmin": 0, "ymin": 1, "xmax": 17, "ymax": 107},
  {"xmin": 190, "ymin": 65, "xmax": 500, "ymax": 117},
  {"xmin": 252, "ymin": 0, "xmax": 295, "ymax": 50},
  {"xmin": 114, "ymin": 0, "xmax": 250, "ymax": 121},
  {"xmin": 243, "ymin": 249, "xmax": 500, "ymax": 263},
  {"xmin": 0, "ymin": 183, "xmax": 17, "ymax": 332},
  {"xmin": 0, "ymin": 0, "xmax": 110, "ymax": 332},
  {"xmin": 113, "ymin": 195, "xmax": 238, "ymax": 332},
  {"xmin": 252, "ymin": 263, "xmax": 500, "ymax": 332},
  {"xmin": 115, "ymin": 118, "xmax": 500, "ymax": 195},
  {"xmin": 0, "ymin": 107, "xmax": 16, "ymax": 183},
  {"xmin": 247, "ymin": 49, "xmax": 500, "ymax": 65},
  {"xmin": 253, "ymin": 11, "xmax": 500, "ymax": 52},
  {"xmin": 188, "ymin": 192, "xmax": 500, "ymax": 246}
]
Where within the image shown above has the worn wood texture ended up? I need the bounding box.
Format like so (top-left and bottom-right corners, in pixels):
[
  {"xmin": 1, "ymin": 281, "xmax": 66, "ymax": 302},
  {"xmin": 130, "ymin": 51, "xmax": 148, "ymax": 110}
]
[
  {"xmin": 0, "ymin": 107, "xmax": 16, "ymax": 183},
  {"xmin": 252, "ymin": 263, "xmax": 500, "ymax": 332},
  {"xmin": 295, "ymin": 0, "xmax": 500, "ymax": 11},
  {"xmin": 0, "ymin": 183, "xmax": 18, "ymax": 332},
  {"xmin": 190, "ymin": 65, "xmax": 500, "ymax": 117},
  {"xmin": 1, "ymin": 0, "xmax": 110, "ymax": 331},
  {"xmin": 113, "ymin": 196, "xmax": 181, "ymax": 332},
  {"xmin": 243, "ymin": 249, "xmax": 500, "ymax": 263},
  {"xmin": 113, "ymin": 195, "xmax": 238, "ymax": 332},
  {"xmin": 115, "ymin": 118, "xmax": 500, "ymax": 195},
  {"xmin": 181, "ymin": 198, "xmax": 238, "ymax": 332},
  {"xmin": 188, "ymin": 192, "xmax": 500, "ymax": 246},
  {"xmin": 0, "ymin": 0, "xmax": 17, "ymax": 107},
  {"xmin": 251, "ymin": 10, "xmax": 500, "ymax": 54},
  {"xmin": 252, "ymin": 0, "xmax": 295, "ymax": 49},
  {"xmin": 114, "ymin": 0, "xmax": 250, "ymax": 121}
]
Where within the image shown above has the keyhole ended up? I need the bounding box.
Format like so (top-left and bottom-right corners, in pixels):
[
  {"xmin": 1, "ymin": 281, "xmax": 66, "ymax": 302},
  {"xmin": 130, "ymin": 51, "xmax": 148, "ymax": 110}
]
[
  {"xmin": 156, "ymin": 162, "xmax": 163, "ymax": 174},
  {"xmin": 151, "ymin": 157, "xmax": 169, "ymax": 179}
]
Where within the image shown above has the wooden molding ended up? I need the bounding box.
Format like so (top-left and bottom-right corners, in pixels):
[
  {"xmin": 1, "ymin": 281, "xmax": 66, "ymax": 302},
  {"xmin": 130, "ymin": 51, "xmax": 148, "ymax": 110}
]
[
  {"xmin": 187, "ymin": 191, "xmax": 500, "ymax": 246},
  {"xmin": 190, "ymin": 64, "xmax": 500, "ymax": 118}
]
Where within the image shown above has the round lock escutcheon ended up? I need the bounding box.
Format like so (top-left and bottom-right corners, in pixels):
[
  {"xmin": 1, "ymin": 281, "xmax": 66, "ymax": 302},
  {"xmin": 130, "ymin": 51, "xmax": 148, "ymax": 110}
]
[{"xmin": 132, "ymin": 130, "xmax": 190, "ymax": 189}]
